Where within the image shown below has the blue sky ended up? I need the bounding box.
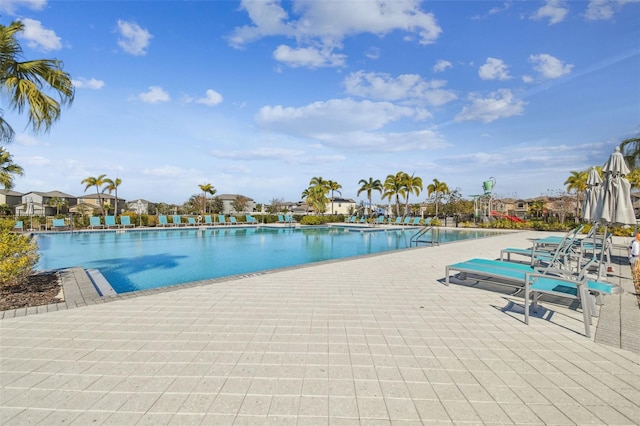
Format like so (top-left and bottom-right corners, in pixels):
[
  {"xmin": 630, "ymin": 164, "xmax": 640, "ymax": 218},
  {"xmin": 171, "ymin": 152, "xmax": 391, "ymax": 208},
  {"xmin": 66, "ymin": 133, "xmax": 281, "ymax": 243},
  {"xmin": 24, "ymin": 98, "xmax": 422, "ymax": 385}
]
[{"xmin": 2, "ymin": 0, "xmax": 639, "ymax": 206}]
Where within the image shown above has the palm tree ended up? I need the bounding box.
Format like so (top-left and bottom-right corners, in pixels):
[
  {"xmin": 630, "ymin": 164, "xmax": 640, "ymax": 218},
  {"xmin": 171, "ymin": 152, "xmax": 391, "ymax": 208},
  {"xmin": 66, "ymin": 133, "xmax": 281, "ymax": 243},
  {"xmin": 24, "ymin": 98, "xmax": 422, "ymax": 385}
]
[
  {"xmin": 103, "ymin": 177, "xmax": 122, "ymax": 215},
  {"xmin": 357, "ymin": 177, "xmax": 382, "ymax": 216},
  {"xmin": 198, "ymin": 183, "xmax": 216, "ymax": 214},
  {"xmin": 0, "ymin": 147, "xmax": 24, "ymax": 190},
  {"xmin": 47, "ymin": 196, "xmax": 67, "ymax": 215},
  {"xmin": 564, "ymin": 170, "xmax": 587, "ymax": 220},
  {"xmin": 326, "ymin": 180, "xmax": 342, "ymax": 215},
  {"xmin": 383, "ymin": 172, "xmax": 406, "ymax": 218},
  {"xmin": 81, "ymin": 174, "xmax": 107, "ymax": 216},
  {"xmin": 402, "ymin": 173, "xmax": 423, "ymax": 216},
  {"xmin": 303, "ymin": 176, "xmax": 330, "ymax": 214},
  {"xmin": 0, "ymin": 21, "xmax": 74, "ymax": 144},
  {"xmin": 427, "ymin": 178, "xmax": 450, "ymax": 218},
  {"xmin": 620, "ymin": 136, "xmax": 640, "ymax": 168}
]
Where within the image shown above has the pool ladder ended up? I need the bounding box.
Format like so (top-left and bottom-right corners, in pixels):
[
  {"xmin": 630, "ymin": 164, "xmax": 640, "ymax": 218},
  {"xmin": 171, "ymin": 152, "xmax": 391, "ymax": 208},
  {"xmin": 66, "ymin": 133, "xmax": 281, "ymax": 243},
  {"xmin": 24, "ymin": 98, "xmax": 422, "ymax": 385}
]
[{"xmin": 410, "ymin": 225, "xmax": 439, "ymax": 247}]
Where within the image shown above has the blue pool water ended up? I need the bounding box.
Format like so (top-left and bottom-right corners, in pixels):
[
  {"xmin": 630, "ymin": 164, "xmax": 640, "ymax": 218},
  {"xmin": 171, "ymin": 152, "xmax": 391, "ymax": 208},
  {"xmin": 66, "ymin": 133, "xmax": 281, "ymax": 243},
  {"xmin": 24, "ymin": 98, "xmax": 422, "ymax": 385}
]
[{"xmin": 36, "ymin": 226, "xmax": 500, "ymax": 294}]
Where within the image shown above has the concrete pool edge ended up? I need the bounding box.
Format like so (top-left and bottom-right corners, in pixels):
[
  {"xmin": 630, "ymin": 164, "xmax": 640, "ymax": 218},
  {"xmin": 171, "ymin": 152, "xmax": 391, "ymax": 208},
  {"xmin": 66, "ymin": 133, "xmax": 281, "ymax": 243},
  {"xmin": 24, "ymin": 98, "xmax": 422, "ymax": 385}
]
[{"xmin": 1, "ymin": 227, "xmax": 521, "ymax": 319}]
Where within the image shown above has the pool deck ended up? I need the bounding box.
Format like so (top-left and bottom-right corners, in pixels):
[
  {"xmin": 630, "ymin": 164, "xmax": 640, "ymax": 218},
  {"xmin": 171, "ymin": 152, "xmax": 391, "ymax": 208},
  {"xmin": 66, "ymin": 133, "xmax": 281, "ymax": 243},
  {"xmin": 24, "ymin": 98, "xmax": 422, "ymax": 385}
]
[{"xmin": 1, "ymin": 230, "xmax": 639, "ymax": 425}]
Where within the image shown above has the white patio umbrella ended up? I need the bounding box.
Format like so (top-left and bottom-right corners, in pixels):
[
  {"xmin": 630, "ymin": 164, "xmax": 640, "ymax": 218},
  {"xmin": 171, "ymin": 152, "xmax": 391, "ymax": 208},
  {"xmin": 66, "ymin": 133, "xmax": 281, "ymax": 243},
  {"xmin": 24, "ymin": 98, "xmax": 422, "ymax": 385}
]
[
  {"xmin": 582, "ymin": 166, "xmax": 602, "ymax": 223},
  {"xmin": 26, "ymin": 197, "xmax": 34, "ymax": 230},
  {"xmin": 593, "ymin": 146, "xmax": 636, "ymax": 278}
]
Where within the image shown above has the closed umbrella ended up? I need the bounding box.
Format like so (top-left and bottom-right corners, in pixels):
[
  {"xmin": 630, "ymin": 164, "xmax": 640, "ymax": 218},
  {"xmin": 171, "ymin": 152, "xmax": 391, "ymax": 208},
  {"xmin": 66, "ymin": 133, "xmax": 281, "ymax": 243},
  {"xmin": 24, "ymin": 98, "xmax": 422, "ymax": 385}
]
[
  {"xmin": 582, "ymin": 167, "xmax": 602, "ymax": 223},
  {"xmin": 26, "ymin": 198, "xmax": 34, "ymax": 230},
  {"xmin": 593, "ymin": 146, "xmax": 636, "ymax": 278}
]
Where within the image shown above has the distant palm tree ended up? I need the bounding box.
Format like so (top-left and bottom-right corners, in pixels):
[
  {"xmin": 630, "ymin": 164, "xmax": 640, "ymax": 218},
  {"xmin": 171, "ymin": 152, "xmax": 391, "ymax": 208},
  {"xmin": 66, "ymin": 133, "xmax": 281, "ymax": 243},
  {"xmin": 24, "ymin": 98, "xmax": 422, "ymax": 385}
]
[
  {"xmin": 103, "ymin": 177, "xmax": 122, "ymax": 215},
  {"xmin": 81, "ymin": 174, "xmax": 107, "ymax": 216},
  {"xmin": 357, "ymin": 177, "xmax": 382, "ymax": 216},
  {"xmin": 427, "ymin": 178, "xmax": 450, "ymax": 218},
  {"xmin": 304, "ymin": 176, "xmax": 330, "ymax": 214},
  {"xmin": 326, "ymin": 180, "xmax": 342, "ymax": 215},
  {"xmin": 198, "ymin": 183, "xmax": 216, "ymax": 214},
  {"xmin": 0, "ymin": 21, "xmax": 75, "ymax": 144},
  {"xmin": 47, "ymin": 196, "xmax": 67, "ymax": 215},
  {"xmin": 564, "ymin": 170, "xmax": 587, "ymax": 220},
  {"xmin": 620, "ymin": 136, "xmax": 640, "ymax": 168},
  {"xmin": 403, "ymin": 173, "xmax": 423, "ymax": 216},
  {"xmin": 383, "ymin": 172, "xmax": 406, "ymax": 218},
  {"xmin": 0, "ymin": 147, "xmax": 23, "ymax": 190}
]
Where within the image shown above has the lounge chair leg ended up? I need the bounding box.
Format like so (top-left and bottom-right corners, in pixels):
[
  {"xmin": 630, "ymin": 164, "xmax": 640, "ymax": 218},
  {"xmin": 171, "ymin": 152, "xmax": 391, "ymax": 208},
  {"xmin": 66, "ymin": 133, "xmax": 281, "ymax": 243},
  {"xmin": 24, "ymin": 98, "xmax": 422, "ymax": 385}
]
[
  {"xmin": 580, "ymin": 286, "xmax": 591, "ymax": 338},
  {"xmin": 524, "ymin": 285, "xmax": 530, "ymax": 325}
]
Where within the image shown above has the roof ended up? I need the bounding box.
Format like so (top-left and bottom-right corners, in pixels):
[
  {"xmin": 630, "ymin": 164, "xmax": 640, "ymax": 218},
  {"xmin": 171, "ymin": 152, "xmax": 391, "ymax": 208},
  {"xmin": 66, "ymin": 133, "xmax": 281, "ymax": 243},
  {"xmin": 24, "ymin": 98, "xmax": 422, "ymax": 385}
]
[
  {"xmin": 217, "ymin": 194, "xmax": 255, "ymax": 201},
  {"xmin": 0, "ymin": 189, "xmax": 23, "ymax": 196}
]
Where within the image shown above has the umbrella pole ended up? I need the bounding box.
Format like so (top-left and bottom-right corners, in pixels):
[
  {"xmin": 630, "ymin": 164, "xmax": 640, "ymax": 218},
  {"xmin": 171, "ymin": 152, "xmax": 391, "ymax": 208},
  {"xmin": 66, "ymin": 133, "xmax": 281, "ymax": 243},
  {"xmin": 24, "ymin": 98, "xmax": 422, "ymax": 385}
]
[{"xmin": 598, "ymin": 225, "xmax": 607, "ymax": 280}]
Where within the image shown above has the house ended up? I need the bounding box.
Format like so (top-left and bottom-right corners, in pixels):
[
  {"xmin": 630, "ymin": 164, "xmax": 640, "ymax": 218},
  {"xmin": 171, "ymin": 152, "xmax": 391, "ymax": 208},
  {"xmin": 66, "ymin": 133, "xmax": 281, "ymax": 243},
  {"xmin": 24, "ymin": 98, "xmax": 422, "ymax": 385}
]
[
  {"xmin": 78, "ymin": 193, "xmax": 125, "ymax": 214},
  {"xmin": 126, "ymin": 199, "xmax": 156, "ymax": 215},
  {"xmin": 0, "ymin": 189, "xmax": 22, "ymax": 213},
  {"xmin": 217, "ymin": 194, "xmax": 256, "ymax": 214},
  {"xmin": 15, "ymin": 190, "xmax": 77, "ymax": 216},
  {"xmin": 325, "ymin": 197, "xmax": 357, "ymax": 215}
]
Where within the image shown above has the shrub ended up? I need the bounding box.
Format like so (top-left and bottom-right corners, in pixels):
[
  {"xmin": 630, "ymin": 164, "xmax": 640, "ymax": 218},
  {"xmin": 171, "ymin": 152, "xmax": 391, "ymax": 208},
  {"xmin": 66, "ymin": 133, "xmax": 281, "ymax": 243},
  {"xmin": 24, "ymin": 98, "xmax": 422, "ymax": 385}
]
[{"xmin": 0, "ymin": 230, "xmax": 39, "ymax": 287}]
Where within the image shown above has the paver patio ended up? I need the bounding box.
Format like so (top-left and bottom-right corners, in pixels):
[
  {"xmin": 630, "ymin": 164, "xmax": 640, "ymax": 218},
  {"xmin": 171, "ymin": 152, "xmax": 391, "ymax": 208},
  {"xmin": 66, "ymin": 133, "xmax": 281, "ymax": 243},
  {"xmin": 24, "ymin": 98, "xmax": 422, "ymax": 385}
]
[{"xmin": 1, "ymin": 230, "xmax": 639, "ymax": 425}]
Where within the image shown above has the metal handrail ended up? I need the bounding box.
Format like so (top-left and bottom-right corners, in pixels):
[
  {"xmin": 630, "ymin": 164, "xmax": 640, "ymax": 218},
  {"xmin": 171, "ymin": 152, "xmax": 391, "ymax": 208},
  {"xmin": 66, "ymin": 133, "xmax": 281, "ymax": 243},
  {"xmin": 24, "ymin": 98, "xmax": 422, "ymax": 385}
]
[{"xmin": 410, "ymin": 225, "xmax": 439, "ymax": 247}]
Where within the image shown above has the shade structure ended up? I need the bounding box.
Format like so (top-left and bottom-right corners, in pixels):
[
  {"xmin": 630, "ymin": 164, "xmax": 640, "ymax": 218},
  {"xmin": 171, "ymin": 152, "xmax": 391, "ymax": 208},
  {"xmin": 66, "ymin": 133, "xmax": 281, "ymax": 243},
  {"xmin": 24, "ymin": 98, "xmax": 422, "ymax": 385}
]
[
  {"xmin": 582, "ymin": 166, "xmax": 602, "ymax": 222},
  {"xmin": 594, "ymin": 146, "xmax": 636, "ymax": 226}
]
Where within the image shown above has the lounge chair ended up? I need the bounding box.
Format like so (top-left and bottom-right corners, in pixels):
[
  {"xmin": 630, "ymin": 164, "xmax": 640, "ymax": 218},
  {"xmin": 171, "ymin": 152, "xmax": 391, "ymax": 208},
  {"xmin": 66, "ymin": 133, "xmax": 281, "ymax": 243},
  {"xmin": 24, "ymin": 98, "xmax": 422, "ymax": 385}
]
[
  {"xmin": 13, "ymin": 220, "xmax": 24, "ymax": 232},
  {"xmin": 285, "ymin": 214, "xmax": 295, "ymax": 223},
  {"xmin": 204, "ymin": 215, "xmax": 213, "ymax": 225},
  {"xmin": 187, "ymin": 217, "xmax": 197, "ymax": 226},
  {"xmin": 52, "ymin": 218, "xmax": 67, "ymax": 231},
  {"xmin": 158, "ymin": 215, "xmax": 169, "ymax": 227},
  {"xmin": 89, "ymin": 217, "xmax": 103, "ymax": 229},
  {"xmin": 120, "ymin": 216, "xmax": 134, "ymax": 227},
  {"xmin": 105, "ymin": 215, "xmax": 118, "ymax": 229},
  {"xmin": 229, "ymin": 216, "xmax": 238, "ymax": 225},
  {"xmin": 172, "ymin": 215, "xmax": 182, "ymax": 226},
  {"xmin": 376, "ymin": 216, "xmax": 385, "ymax": 225},
  {"xmin": 403, "ymin": 217, "xmax": 411, "ymax": 225},
  {"xmin": 246, "ymin": 214, "xmax": 258, "ymax": 224},
  {"xmin": 218, "ymin": 214, "xmax": 228, "ymax": 225},
  {"xmin": 444, "ymin": 257, "xmax": 618, "ymax": 336},
  {"xmin": 277, "ymin": 214, "xmax": 285, "ymax": 223},
  {"xmin": 392, "ymin": 217, "xmax": 402, "ymax": 225},
  {"xmin": 412, "ymin": 217, "xmax": 421, "ymax": 225}
]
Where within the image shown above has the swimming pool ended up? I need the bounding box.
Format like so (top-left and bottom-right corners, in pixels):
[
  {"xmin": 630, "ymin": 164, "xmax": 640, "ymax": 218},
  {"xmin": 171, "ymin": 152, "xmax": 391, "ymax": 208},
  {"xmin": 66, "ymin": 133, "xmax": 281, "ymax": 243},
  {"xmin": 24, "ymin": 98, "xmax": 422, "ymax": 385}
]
[{"xmin": 36, "ymin": 226, "xmax": 501, "ymax": 294}]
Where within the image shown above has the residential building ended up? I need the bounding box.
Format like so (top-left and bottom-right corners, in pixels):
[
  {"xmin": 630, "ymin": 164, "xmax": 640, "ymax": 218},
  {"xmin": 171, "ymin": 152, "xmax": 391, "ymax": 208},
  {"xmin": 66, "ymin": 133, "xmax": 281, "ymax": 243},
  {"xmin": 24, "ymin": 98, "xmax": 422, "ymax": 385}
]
[
  {"xmin": 126, "ymin": 199, "xmax": 157, "ymax": 215},
  {"xmin": 0, "ymin": 189, "xmax": 22, "ymax": 213},
  {"xmin": 326, "ymin": 197, "xmax": 357, "ymax": 215},
  {"xmin": 217, "ymin": 194, "xmax": 256, "ymax": 214},
  {"xmin": 15, "ymin": 190, "xmax": 77, "ymax": 216},
  {"xmin": 78, "ymin": 193, "xmax": 125, "ymax": 214}
]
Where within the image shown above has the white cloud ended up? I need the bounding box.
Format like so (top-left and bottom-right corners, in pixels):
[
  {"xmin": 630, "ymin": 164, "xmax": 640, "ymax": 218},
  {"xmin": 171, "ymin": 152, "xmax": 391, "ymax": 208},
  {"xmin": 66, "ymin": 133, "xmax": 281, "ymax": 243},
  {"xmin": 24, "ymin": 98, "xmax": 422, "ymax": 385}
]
[
  {"xmin": 256, "ymin": 98, "xmax": 418, "ymax": 136},
  {"xmin": 315, "ymin": 129, "xmax": 449, "ymax": 152},
  {"xmin": 18, "ymin": 18, "xmax": 62, "ymax": 51},
  {"xmin": 585, "ymin": 0, "xmax": 615, "ymax": 20},
  {"xmin": 529, "ymin": 53, "xmax": 573, "ymax": 79},
  {"xmin": 133, "ymin": 86, "xmax": 170, "ymax": 104},
  {"xmin": 15, "ymin": 133, "xmax": 40, "ymax": 146},
  {"xmin": 212, "ymin": 147, "xmax": 305, "ymax": 161},
  {"xmin": 455, "ymin": 89, "xmax": 526, "ymax": 123},
  {"xmin": 116, "ymin": 20, "xmax": 152, "ymax": 56},
  {"xmin": 273, "ymin": 45, "xmax": 346, "ymax": 68},
  {"xmin": 433, "ymin": 59, "xmax": 452, "ymax": 73},
  {"xmin": 72, "ymin": 77, "xmax": 105, "ymax": 90},
  {"xmin": 365, "ymin": 47, "xmax": 380, "ymax": 60},
  {"xmin": 195, "ymin": 89, "xmax": 223, "ymax": 106},
  {"xmin": 142, "ymin": 165, "xmax": 190, "ymax": 178},
  {"xmin": 0, "ymin": 0, "xmax": 46, "ymax": 14},
  {"xmin": 531, "ymin": 0, "xmax": 569, "ymax": 24},
  {"xmin": 343, "ymin": 71, "xmax": 456, "ymax": 106},
  {"xmin": 478, "ymin": 57, "xmax": 511, "ymax": 80},
  {"xmin": 229, "ymin": 0, "xmax": 442, "ymax": 68},
  {"xmin": 522, "ymin": 75, "xmax": 535, "ymax": 84}
]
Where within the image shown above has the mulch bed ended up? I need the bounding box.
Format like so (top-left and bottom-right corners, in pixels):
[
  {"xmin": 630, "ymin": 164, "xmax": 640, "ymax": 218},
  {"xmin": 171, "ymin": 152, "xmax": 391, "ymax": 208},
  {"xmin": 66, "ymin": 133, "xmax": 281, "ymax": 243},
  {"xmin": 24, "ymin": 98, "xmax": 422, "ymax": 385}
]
[{"xmin": 0, "ymin": 272, "xmax": 63, "ymax": 311}]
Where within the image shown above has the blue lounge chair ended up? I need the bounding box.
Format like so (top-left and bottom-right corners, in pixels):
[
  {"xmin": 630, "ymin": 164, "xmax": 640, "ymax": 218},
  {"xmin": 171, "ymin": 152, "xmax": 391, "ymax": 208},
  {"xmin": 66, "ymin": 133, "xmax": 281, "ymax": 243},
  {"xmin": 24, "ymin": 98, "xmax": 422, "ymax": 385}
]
[
  {"xmin": 89, "ymin": 217, "xmax": 103, "ymax": 229},
  {"xmin": 120, "ymin": 216, "xmax": 134, "ymax": 227},
  {"xmin": 172, "ymin": 215, "xmax": 182, "ymax": 226},
  {"xmin": 376, "ymin": 216, "xmax": 385, "ymax": 225},
  {"xmin": 13, "ymin": 220, "xmax": 24, "ymax": 232},
  {"xmin": 277, "ymin": 214, "xmax": 285, "ymax": 223},
  {"xmin": 52, "ymin": 218, "xmax": 67, "ymax": 231},
  {"xmin": 187, "ymin": 217, "xmax": 197, "ymax": 226},
  {"xmin": 229, "ymin": 217, "xmax": 239, "ymax": 225},
  {"xmin": 204, "ymin": 215, "xmax": 213, "ymax": 225},
  {"xmin": 158, "ymin": 215, "xmax": 169, "ymax": 227},
  {"xmin": 403, "ymin": 217, "xmax": 411, "ymax": 225},
  {"xmin": 392, "ymin": 217, "xmax": 402, "ymax": 225},
  {"xmin": 285, "ymin": 214, "xmax": 294, "ymax": 223},
  {"xmin": 246, "ymin": 214, "xmax": 258, "ymax": 224},
  {"xmin": 218, "ymin": 215, "xmax": 228, "ymax": 225},
  {"xmin": 105, "ymin": 216, "xmax": 118, "ymax": 228},
  {"xmin": 412, "ymin": 217, "xmax": 421, "ymax": 225}
]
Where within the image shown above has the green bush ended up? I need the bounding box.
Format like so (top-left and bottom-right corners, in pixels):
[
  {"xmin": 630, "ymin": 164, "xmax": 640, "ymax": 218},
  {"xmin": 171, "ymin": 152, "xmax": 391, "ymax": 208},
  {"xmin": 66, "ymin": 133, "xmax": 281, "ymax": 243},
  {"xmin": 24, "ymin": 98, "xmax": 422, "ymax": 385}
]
[{"xmin": 0, "ymin": 230, "xmax": 39, "ymax": 287}]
